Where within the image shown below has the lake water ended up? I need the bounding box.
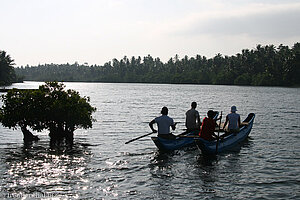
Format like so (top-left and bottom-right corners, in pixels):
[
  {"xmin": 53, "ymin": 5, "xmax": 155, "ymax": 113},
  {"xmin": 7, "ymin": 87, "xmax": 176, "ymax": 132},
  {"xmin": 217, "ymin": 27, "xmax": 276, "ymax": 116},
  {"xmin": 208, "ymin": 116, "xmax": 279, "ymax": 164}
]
[{"xmin": 0, "ymin": 81, "xmax": 299, "ymax": 199}]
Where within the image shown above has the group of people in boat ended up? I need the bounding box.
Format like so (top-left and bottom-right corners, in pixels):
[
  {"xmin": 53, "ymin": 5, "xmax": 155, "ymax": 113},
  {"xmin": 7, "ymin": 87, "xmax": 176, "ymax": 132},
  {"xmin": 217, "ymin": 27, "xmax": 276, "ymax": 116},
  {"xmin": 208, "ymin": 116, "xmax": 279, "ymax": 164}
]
[{"xmin": 149, "ymin": 102, "xmax": 241, "ymax": 141}]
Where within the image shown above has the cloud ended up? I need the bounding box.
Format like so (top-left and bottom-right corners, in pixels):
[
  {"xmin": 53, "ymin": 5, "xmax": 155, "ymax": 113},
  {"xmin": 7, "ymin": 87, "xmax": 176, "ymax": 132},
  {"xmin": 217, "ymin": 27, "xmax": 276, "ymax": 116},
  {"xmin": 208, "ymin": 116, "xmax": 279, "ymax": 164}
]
[
  {"xmin": 163, "ymin": 2, "xmax": 300, "ymax": 39},
  {"xmin": 2, "ymin": 0, "xmax": 300, "ymax": 66}
]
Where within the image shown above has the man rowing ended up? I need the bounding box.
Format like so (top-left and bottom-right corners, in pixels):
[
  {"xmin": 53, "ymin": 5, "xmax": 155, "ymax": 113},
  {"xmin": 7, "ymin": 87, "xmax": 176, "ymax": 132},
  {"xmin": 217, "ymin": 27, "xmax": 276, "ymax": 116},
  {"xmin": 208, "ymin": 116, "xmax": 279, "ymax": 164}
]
[
  {"xmin": 149, "ymin": 106, "xmax": 177, "ymax": 139},
  {"xmin": 199, "ymin": 110, "xmax": 219, "ymax": 141}
]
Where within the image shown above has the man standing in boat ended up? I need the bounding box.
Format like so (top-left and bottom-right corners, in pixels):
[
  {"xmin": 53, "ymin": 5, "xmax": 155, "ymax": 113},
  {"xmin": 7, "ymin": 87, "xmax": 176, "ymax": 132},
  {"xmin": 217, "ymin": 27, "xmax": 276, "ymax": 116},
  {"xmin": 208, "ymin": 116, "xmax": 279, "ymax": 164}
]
[
  {"xmin": 185, "ymin": 102, "xmax": 201, "ymax": 133},
  {"xmin": 149, "ymin": 107, "xmax": 177, "ymax": 139}
]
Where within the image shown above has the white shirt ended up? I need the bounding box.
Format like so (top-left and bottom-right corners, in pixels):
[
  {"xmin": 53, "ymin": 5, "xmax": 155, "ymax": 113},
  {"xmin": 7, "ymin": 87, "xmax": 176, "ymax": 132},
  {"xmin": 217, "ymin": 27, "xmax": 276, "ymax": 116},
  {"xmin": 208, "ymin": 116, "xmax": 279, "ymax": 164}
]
[{"xmin": 155, "ymin": 115, "xmax": 174, "ymax": 134}]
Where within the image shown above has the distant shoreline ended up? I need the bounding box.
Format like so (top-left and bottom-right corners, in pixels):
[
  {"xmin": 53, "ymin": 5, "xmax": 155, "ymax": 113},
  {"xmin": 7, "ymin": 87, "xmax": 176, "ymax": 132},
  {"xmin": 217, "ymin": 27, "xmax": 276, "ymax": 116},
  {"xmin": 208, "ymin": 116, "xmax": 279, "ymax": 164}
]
[
  {"xmin": 14, "ymin": 42, "xmax": 300, "ymax": 87},
  {"xmin": 2, "ymin": 80, "xmax": 299, "ymax": 89}
]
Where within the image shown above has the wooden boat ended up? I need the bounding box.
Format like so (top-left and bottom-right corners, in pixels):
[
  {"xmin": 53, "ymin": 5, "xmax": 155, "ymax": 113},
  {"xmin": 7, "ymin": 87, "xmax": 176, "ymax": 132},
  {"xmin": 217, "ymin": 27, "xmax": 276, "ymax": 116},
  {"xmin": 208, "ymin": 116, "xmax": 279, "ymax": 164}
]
[
  {"xmin": 151, "ymin": 111, "xmax": 219, "ymax": 151},
  {"xmin": 194, "ymin": 113, "xmax": 255, "ymax": 154},
  {"xmin": 151, "ymin": 130, "xmax": 199, "ymax": 151}
]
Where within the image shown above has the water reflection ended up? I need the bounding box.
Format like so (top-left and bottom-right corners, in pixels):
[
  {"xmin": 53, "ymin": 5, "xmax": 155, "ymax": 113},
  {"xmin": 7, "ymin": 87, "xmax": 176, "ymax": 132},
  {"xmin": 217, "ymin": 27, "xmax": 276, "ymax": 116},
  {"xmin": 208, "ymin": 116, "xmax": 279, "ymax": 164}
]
[
  {"xmin": 1, "ymin": 140, "xmax": 92, "ymax": 199},
  {"xmin": 148, "ymin": 150, "xmax": 182, "ymax": 199},
  {"xmin": 146, "ymin": 138, "xmax": 255, "ymax": 199},
  {"xmin": 225, "ymin": 137, "xmax": 254, "ymax": 154},
  {"xmin": 196, "ymin": 153, "xmax": 218, "ymax": 166},
  {"xmin": 149, "ymin": 151, "xmax": 176, "ymax": 179},
  {"xmin": 151, "ymin": 151, "xmax": 177, "ymax": 165},
  {"xmin": 1, "ymin": 82, "xmax": 299, "ymax": 199},
  {"xmin": 193, "ymin": 138, "xmax": 254, "ymax": 199}
]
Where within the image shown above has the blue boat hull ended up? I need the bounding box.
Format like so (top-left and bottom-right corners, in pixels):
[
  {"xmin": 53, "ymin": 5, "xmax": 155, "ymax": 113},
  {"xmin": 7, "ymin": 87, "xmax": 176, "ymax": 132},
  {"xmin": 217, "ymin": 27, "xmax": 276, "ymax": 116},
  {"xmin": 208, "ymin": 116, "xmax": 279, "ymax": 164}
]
[
  {"xmin": 151, "ymin": 111, "xmax": 219, "ymax": 151},
  {"xmin": 151, "ymin": 131, "xmax": 198, "ymax": 151},
  {"xmin": 194, "ymin": 113, "xmax": 255, "ymax": 154}
]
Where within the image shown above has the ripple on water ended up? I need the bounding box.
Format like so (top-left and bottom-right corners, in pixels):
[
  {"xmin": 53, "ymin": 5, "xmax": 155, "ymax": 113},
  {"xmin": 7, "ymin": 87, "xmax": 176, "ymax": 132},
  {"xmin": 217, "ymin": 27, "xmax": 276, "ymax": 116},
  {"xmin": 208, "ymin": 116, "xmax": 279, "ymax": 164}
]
[
  {"xmin": 1, "ymin": 82, "xmax": 300, "ymax": 199},
  {"xmin": 0, "ymin": 139, "xmax": 94, "ymax": 198}
]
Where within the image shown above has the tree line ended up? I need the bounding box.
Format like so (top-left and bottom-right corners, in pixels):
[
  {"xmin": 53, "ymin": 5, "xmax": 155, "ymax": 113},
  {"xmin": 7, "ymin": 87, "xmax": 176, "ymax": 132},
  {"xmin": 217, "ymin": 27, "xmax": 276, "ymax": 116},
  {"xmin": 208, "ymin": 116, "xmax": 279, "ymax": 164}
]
[{"xmin": 11, "ymin": 42, "xmax": 300, "ymax": 86}]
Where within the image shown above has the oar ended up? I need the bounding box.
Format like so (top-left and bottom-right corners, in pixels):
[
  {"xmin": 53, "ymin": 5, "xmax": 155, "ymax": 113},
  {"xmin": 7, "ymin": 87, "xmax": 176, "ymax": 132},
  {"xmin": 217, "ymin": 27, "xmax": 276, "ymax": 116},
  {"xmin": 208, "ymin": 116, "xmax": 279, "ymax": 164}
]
[
  {"xmin": 216, "ymin": 111, "xmax": 223, "ymax": 154},
  {"xmin": 125, "ymin": 132, "xmax": 155, "ymax": 144}
]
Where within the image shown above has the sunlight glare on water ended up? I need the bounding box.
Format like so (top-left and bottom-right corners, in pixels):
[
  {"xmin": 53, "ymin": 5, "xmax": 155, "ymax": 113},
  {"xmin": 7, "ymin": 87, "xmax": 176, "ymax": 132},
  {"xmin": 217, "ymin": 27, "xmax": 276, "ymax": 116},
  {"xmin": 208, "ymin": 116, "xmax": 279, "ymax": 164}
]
[{"xmin": 0, "ymin": 81, "xmax": 299, "ymax": 199}]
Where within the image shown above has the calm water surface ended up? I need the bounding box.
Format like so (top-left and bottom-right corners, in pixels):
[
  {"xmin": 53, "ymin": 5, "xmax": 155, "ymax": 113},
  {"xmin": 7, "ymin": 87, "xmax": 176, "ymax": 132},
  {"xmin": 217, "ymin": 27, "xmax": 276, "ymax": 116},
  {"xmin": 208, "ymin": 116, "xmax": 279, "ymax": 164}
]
[{"xmin": 0, "ymin": 82, "xmax": 299, "ymax": 199}]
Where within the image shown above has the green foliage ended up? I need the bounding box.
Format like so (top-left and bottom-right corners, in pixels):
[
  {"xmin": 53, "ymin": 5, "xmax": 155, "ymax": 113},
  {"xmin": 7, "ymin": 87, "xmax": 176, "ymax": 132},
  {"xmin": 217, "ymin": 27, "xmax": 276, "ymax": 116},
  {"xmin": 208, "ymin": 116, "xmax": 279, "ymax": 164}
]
[
  {"xmin": 234, "ymin": 73, "xmax": 252, "ymax": 85},
  {"xmin": 0, "ymin": 82, "xmax": 96, "ymax": 137},
  {"xmin": 0, "ymin": 50, "xmax": 17, "ymax": 86},
  {"xmin": 0, "ymin": 89, "xmax": 37, "ymax": 129},
  {"xmin": 13, "ymin": 42, "xmax": 300, "ymax": 87},
  {"xmin": 251, "ymin": 72, "xmax": 274, "ymax": 86},
  {"xmin": 213, "ymin": 70, "xmax": 235, "ymax": 85},
  {"xmin": 39, "ymin": 82, "xmax": 96, "ymax": 132}
]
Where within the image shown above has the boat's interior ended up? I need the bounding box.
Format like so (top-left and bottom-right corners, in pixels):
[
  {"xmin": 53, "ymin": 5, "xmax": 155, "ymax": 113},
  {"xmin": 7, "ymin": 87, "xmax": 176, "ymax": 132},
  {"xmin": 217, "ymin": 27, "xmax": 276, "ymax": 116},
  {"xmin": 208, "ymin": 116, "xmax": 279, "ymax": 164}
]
[{"xmin": 242, "ymin": 113, "xmax": 255, "ymax": 124}]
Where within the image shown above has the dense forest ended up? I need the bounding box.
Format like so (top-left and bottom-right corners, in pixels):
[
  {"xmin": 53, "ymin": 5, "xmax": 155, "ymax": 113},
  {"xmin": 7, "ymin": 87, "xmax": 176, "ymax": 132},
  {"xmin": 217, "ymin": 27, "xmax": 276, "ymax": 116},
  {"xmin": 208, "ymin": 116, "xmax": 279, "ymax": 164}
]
[
  {"xmin": 14, "ymin": 43, "xmax": 300, "ymax": 86},
  {"xmin": 0, "ymin": 50, "xmax": 17, "ymax": 86}
]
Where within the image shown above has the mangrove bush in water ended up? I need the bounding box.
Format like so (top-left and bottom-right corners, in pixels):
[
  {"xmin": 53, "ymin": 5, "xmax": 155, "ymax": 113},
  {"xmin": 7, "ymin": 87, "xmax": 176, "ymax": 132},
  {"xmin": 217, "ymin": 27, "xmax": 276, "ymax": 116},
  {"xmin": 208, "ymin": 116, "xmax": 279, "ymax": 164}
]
[
  {"xmin": 0, "ymin": 82, "xmax": 96, "ymax": 144},
  {"xmin": 14, "ymin": 43, "xmax": 300, "ymax": 87}
]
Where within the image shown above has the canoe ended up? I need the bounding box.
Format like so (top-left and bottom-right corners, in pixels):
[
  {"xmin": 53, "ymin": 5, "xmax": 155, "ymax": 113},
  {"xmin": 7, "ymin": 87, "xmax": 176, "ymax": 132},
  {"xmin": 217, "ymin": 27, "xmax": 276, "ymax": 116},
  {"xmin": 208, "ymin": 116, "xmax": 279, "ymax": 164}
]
[
  {"xmin": 194, "ymin": 113, "xmax": 255, "ymax": 154},
  {"xmin": 151, "ymin": 130, "xmax": 199, "ymax": 151},
  {"xmin": 151, "ymin": 111, "xmax": 219, "ymax": 151}
]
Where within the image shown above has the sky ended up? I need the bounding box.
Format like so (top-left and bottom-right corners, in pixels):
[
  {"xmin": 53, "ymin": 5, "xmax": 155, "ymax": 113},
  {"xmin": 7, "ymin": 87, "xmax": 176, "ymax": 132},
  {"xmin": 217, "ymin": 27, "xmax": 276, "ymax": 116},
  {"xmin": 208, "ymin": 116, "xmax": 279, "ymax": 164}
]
[{"xmin": 1, "ymin": 0, "xmax": 300, "ymax": 67}]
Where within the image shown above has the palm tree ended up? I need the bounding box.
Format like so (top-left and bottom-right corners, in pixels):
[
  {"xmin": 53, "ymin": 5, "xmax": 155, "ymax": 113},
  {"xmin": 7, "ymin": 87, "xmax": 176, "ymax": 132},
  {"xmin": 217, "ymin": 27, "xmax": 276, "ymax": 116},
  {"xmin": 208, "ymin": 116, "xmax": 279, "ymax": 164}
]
[{"xmin": 0, "ymin": 50, "xmax": 16, "ymax": 85}]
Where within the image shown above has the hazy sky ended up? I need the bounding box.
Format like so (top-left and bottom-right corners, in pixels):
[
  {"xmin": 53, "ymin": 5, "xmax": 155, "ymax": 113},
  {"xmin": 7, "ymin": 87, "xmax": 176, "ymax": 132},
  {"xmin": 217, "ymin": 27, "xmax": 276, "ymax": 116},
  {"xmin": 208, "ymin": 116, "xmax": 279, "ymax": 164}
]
[{"xmin": 1, "ymin": 0, "xmax": 300, "ymax": 66}]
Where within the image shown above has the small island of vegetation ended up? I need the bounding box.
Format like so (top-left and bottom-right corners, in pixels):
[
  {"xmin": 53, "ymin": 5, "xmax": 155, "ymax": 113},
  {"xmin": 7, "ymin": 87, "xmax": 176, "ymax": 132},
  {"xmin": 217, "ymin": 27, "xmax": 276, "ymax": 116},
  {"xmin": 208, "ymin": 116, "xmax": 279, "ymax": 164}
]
[{"xmin": 0, "ymin": 82, "xmax": 96, "ymax": 145}]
